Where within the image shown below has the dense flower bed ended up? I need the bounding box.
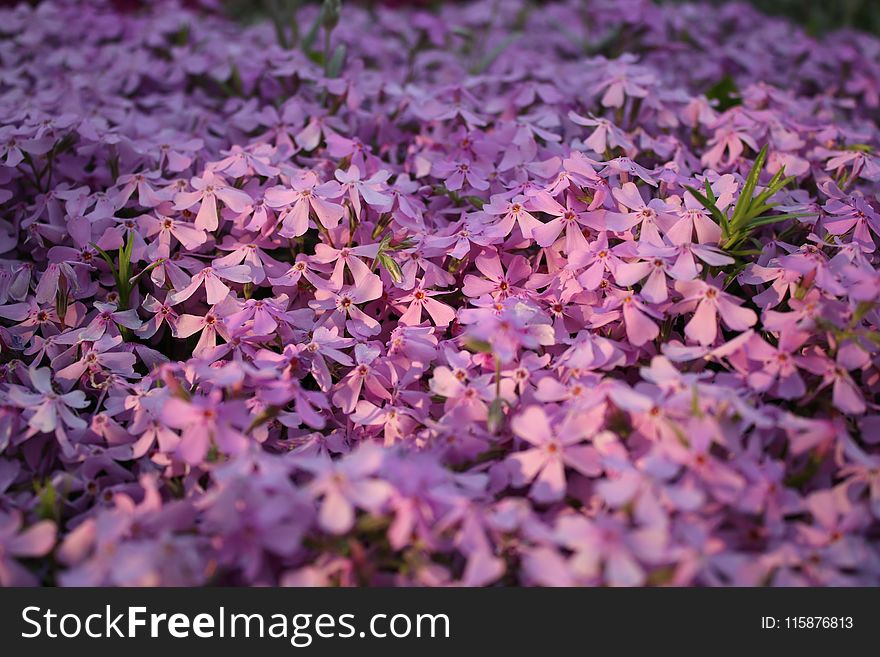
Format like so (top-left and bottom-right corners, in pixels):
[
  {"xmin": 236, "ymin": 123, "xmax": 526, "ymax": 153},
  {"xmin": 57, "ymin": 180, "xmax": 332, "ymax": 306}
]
[{"xmin": 1, "ymin": 0, "xmax": 879, "ymax": 586}]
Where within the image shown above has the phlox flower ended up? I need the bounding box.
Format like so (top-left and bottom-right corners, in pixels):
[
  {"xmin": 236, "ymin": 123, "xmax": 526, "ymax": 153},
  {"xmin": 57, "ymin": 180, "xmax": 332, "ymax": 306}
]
[
  {"xmin": 6, "ymin": 367, "xmax": 89, "ymax": 450},
  {"xmin": 0, "ymin": 511, "xmax": 56, "ymax": 586},
  {"xmin": 331, "ymin": 343, "xmax": 392, "ymax": 414},
  {"xmin": 310, "ymin": 273, "xmax": 384, "ymax": 338},
  {"xmin": 161, "ymin": 390, "xmax": 249, "ymax": 465},
  {"xmin": 673, "ymin": 279, "xmax": 758, "ymax": 346},
  {"xmin": 264, "ymin": 171, "xmax": 344, "ymax": 238},
  {"xmin": 298, "ymin": 445, "xmax": 393, "ymax": 535},
  {"xmin": 334, "ymin": 165, "xmax": 393, "ymax": 219},
  {"xmin": 396, "ymin": 281, "xmax": 456, "ymax": 327},
  {"xmin": 165, "ymin": 263, "xmax": 253, "ymax": 306},
  {"xmin": 507, "ymin": 406, "xmax": 602, "ymax": 503},
  {"xmin": 173, "ymin": 170, "xmax": 253, "ymax": 232}
]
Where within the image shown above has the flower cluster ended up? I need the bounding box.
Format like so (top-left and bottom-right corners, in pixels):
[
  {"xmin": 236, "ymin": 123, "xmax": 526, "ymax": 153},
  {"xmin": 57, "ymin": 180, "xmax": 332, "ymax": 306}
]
[{"xmin": 1, "ymin": 0, "xmax": 879, "ymax": 586}]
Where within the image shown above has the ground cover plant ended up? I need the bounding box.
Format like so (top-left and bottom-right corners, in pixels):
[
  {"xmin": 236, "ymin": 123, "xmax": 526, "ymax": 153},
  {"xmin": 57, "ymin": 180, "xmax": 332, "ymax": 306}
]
[{"xmin": 0, "ymin": 0, "xmax": 879, "ymax": 586}]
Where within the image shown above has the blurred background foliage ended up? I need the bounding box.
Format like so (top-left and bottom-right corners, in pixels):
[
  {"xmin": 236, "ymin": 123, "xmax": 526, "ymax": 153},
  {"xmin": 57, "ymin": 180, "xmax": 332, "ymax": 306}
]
[
  {"xmin": 664, "ymin": 0, "xmax": 880, "ymax": 35},
  {"xmin": 221, "ymin": 0, "xmax": 880, "ymax": 36},
  {"xmin": 2, "ymin": 0, "xmax": 875, "ymax": 36}
]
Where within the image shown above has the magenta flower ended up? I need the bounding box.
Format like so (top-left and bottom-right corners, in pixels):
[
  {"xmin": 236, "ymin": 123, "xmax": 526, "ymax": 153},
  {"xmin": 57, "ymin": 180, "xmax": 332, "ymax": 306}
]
[
  {"xmin": 528, "ymin": 191, "xmax": 599, "ymax": 251},
  {"xmin": 334, "ymin": 165, "xmax": 393, "ymax": 219},
  {"xmin": 508, "ymin": 406, "xmax": 602, "ymax": 503},
  {"xmin": 301, "ymin": 326, "xmax": 355, "ymax": 391},
  {"xmin": 54, "ymin": 334, "xmax": 136, "ymax": 390},
  {"xmin": 310, "ymin": 274, "xmax": 384, "ymax": 337},
  {"xmin": 299, "ymin": 445, "xmax": 393, "ymax": 534},
  {"xmin": 331, "ymin": 343, "xmax": 392, "ymax": 414},
  {"xmin": 744, "ymin": 330, "xmax": 808, "ymax": 399},
  {"xmin": 569, "ymin": 111, "xmax": 634, "ymax": 154},
  {"xmin": 605, "ymin": 182, "xmax": 677, "ymax": 243},
  {"xmin": 165, "ymin": 263, "xmax": 253, "ymax": 306},
  {"xmin": 462, "ymin": 251, "xmax": 531, "ymax": 299},
  {"xmin": 613, "ymin": 289, "xmax": 662, "ymax": 347},
  {"xmin": 0, "ymin": 511, "xmax": 56, "ymax": 586},
  {"xmin": 161, "ymin": 390, "xmax": 249, "ymax": 465},
  {"xmin": 432, "ymin": 158, "xmax": 491, "ymax": 191},
  {"xmin": 482, "ymin": 194, "xmax": 543, "ymax": 239},
  {"xmin": 6, "ymin": 367, "xmax": 89, "ymax": 450},
  {"xmin": 174, "ymin": 170, "xmax": 253, "ymax": 232},
  {"xmin": 673, "ymin": 279, "xmax": 758, "ymax": 345},
  {"xmin": 264, "ymin": 171, "xmax": 344, "ymax": 238},
  {"xmin": 141, "ymin": 213, "xmax": 207, "ymax": 255},
  {"xmin": 396, "ymin": 281, "xmax": 456, "ymax": 327}
]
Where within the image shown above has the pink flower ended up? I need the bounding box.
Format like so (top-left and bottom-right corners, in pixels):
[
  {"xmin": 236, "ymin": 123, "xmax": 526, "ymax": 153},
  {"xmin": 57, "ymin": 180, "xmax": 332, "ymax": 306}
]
[
  {"xmin": 174, "ymin": 306, "xmax": 230, "ymax": 358},
  {"xmin": 141, "ymin": 213, "xmax": 207, "ymax": 255},
  {"xmin": 331, "ymin": 343, "xmax": 392, "ymax": 413},
  {"xmin": 482, "ymin": 194, "xmax": 542, "ymax": 239},
  {"xmin": 161, "ymin": 390, "xmax": 249, "ymax": 465},
  {"xmin": 568, "ymin": 111, "xmax": 634, "ymax": 154},
  {"xmin": 462, "ymin": 251, "xmax": 531, "ymax": 299},
  {"xmin": 264, "ymin": 171, "xmax": 344, "ymax": 238},
  {"xmin": 54, "ymin": 334, "xmax": 136, "ymax": 390},
  {"xmin": 701, "ymin": 126, "xmax": 759, "ymax": 169},
  {"xmin": 744, "ymin": 330, "xmax": 808, "ymax": 399},
  {"xmin": 135, "ymin": 294, "xmax": 180, "ymax": 339},
  {"xmin": 396, "ymin": 281, "xmax": 456, "ymax": 327},
  {"xmin": 310, "ymin": 242, "xmax": 379, "ymax": 289},
  {"xmin": 605, "ymin": 182, "xmax": 676, "ymax": 243},
  {"xmin": 299, "ymin": 445, "xmax": 393, "ymax": 534},
  {"xmin": 334, "ymin": 165, "xmax": 393, "ymax": 219},
  {"xmin": 6, "ymin": 367, "xmax": 89, "ymax": 451},
  {"xmin": 613, "ymin": 289, "xmax": 662, "ymax": 346},
  {"xmin": 432, "ymin": 158, "xmax": 491, "ymax": 191},
  {"xmin": 0, "ymin": 511, "xmax": 56, "ymax": 586},
  {"xmin": 508, "ymin": 406, "xmax": 602, "ymax": 503},
  {"xmin": 528, "ymin": 191, "xmax": 600, "ymax": 251},
  {"xmin": 673, "ymin": 279, "xmax": 758, "ymax": 346},
  {"xmin": 173, "ymin": 170, "xmax": 253, "ymax": 232},
  {"xmin": 310, "ymin": 274, "xmax": 384, "ymax": 338},
  {"xmin": 166, "ymin": 264, "xmax": 253, "ymax": 306},
  {"xmin": 301, "ymin": 326, "xmax": 355, "ymax": 391}
]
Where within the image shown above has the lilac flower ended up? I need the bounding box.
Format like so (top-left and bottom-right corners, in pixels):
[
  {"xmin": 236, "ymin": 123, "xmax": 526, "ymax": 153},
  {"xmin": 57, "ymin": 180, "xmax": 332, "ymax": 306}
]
[
  {"xmin": 673, "ymin": 279, "xmax": 758, "ymax": 345},
  {"xmin": 174, "ymin": 170, "xmax": 253, "ymax": 232},
  {"xmin": 0, "ymin": 511, "xmax": 56, "ymax": 586},
  {"xmin": 508, "ymin": 406, "xmax": 601, "ymax": 503},
  {"xmin": 298, "ymin": 445, "xmax": 393, "ymax": 535},
  {"xmin": 7, "ymin": 367, "xmax": 89, "ymax": 450},
  {"xmin": 264, "ymin": 172, "xmax": 344, "ymax": 238},
  {"xmin": 165, "ymin": 264, "xmax": 253, "ymax": 306},
  {"xmin": 1, "ymin": 0, "xmax": 880, "ymax": 589}
]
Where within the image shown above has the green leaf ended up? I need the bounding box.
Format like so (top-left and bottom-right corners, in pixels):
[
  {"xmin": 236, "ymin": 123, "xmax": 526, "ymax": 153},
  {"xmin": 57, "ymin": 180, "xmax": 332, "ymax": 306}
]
[
  {"xmin": 120, "ymin": 231, "xmax": 134, "ymax": 282},
  {"xmin": 128, "ymin": 259, "xmax": 166, "ymax": 287},
  {"xmin": 705, "ymin": 74, "xmax": 741, "ymax": 111},
  {"xmin": 462, "ymin": 337, "xmax": 492, "ymax": 353},
  {"xmin": 34, "ymin": 478, "xmax": 60, "ymax": 523},
  {"xmin": 326, "ymin": 43, "xmax": 346, "ymax": 77},
  {"xmin": 751, "ymin": 175, "xmax": 794, "ymax": 211},
  {"xmin": 731, "ymin": 144, "xmax": 768, "ymax": 229},
  {"xmin": 470, "ymin": 32, "xmax": 521, "ymax": 75},
  {"xmin": 747, "ymin": 212, "xmax": 812, "ymax": 227},
  {"xmin": 683, "ymin": 185, "xmax": 725, "ymax": 227},
  {"xmin": 487, "ymin": 397, "xmax": 506, "ymax": 435},
  {"xmin": 301, "ymin": 4, "xmax": 324, "ymax": 53},
  {"xmin": 377, "ymin": 253, "xmax": 402, "ymax": 283},
  {"xmin": 704, "ymin": 178, "xmax": 716, "ymax": 204},
  {"xmin": 387, "ymin": 238, "xmax": 416, "ymax": 251},
  {"xmin": 91, "ymin": 242, "xmax": 119, "ymax": 281}
]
